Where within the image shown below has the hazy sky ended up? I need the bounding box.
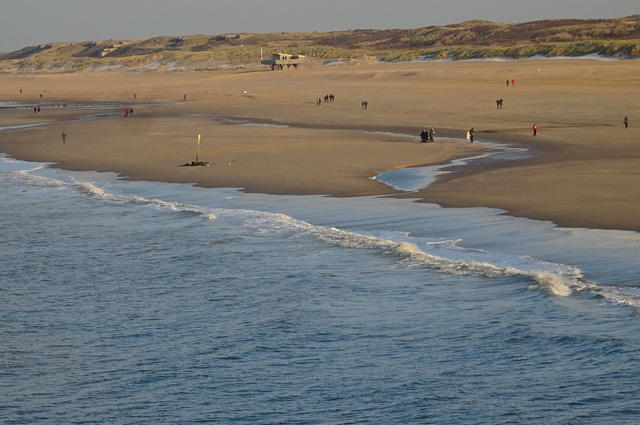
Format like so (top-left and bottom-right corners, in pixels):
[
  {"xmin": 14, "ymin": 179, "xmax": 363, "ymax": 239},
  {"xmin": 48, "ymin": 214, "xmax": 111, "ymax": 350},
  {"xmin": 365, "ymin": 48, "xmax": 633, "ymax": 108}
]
[{"xmin": 1, "ymin": 0, "xmax": 638, "ymax": 52}]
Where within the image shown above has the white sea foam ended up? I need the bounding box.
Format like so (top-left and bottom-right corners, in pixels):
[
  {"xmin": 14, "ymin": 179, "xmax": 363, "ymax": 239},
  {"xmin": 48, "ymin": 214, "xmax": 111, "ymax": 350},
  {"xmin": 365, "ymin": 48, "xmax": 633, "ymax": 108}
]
[
  {"xmin": 222, "ymin": 206, "xmax": 591, "ymax": 299},
  {"xmin": 4, "ymin": 169, "xmax": 217, "ymax": 222},
  {"xmin": 74, "ymin": 182, "xmax": 217, "ymax": 221},
  {"xmin": 6, "ymin": 167, "xmax": 67, "ymax": 187},
  {"xmin": 5, "ymin": 165, "xmax": 638, "ymax": 309}
]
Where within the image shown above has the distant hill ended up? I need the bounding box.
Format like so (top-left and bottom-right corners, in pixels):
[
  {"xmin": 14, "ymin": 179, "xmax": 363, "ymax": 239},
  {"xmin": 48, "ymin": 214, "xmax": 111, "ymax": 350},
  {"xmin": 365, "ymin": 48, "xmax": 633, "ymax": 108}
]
[{"xmin": 2, "ymin": 15, "xmax": 640, "ymax": 73}]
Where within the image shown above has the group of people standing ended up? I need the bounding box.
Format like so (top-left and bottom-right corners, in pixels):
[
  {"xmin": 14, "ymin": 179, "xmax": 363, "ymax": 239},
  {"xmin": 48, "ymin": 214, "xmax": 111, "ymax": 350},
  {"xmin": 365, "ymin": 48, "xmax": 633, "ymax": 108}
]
[
  {"xmin": 419, "ymin": 128, "xmax": 436, "ymax": 143},
  {"xmin": 314, "ymin": 95, "xmax": 371, "ymax": 111},
  {"xmin": 314, "ymin": 95, "xmax": 370, "ymax": 110},
  {"xmin": 123, "ymin": 108, "xmax": 134, "ymax": 117},
  {"xmin": 316, "ymin": 94, "xmax": 335, "ymax": 106}
]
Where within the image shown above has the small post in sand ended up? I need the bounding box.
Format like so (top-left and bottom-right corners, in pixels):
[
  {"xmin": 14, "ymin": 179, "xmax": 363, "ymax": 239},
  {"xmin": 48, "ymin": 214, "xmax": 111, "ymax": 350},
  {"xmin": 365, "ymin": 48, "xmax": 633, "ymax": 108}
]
[
  {"xmin": 195, "ymin": 134, "xmax": 201, "ymax": 163},
  {"xmin": 180, "ymin": 134, "xmax": 210, "ymax": 167}
]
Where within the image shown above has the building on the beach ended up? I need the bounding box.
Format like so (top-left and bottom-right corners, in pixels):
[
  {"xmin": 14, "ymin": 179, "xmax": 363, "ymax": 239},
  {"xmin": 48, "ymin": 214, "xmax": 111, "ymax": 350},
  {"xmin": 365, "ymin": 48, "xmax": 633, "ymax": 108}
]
[
  {"xmin": 261, "ymin": 53, "xmax": 306, "ymax": 70},
  {"xmin": 100, "ymin": 42, "xmax": 127, "ymax": 57}
]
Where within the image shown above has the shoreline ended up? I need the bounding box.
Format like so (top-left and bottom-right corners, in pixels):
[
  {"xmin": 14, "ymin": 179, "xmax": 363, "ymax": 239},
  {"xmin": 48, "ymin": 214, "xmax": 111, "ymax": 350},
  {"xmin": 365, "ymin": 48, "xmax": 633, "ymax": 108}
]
[
  {"xmin": 1, "ymin": 100, "xmax": 638, "ymax": 233},
  {"xmin": 1, "ymin": 120, "xmax": 637, "ymax": 233},
  {"xmin": 0, "ymin": 107, "xmax": 629, "ymax": 233},
  {"xmin": 1, "ymin": 59, "xmax": 639, "ymax": 232},
  {"xmin": 0, "ymin": 107, "xmax": 491, "ymax": 196}
]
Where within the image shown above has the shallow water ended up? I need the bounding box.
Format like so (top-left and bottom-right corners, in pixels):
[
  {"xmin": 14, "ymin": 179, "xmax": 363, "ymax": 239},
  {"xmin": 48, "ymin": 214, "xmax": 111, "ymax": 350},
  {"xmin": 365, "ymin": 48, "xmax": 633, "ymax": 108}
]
[
  {"xmin": 1, "ymin": 156, "xmax": 640, "ymax": 424},
  {"xmin": 374, "ymin": 139, "xmax": 529, "ymax": 192},
  {"xmin": 0, "ymin": 102, "xmax": 24, "ymax": 109}
]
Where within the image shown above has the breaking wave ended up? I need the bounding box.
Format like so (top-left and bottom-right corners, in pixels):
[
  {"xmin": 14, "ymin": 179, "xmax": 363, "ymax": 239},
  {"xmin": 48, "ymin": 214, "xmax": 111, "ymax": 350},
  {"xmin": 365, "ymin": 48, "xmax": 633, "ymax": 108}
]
[
  {"xmin": 4, "ymin": 165, "xmax": 640, "ymax": 309},
  {"xmin": 5, "ymin": 169, "xmax": 218, "ymax": 222}
]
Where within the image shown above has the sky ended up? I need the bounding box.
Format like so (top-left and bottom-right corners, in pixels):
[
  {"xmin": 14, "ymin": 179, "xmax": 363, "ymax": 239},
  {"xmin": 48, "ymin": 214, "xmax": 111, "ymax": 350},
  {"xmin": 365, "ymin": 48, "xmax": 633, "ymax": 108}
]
[{"xmin": 0, "ymin": 0, "xmax": 638, "ymax": 52}]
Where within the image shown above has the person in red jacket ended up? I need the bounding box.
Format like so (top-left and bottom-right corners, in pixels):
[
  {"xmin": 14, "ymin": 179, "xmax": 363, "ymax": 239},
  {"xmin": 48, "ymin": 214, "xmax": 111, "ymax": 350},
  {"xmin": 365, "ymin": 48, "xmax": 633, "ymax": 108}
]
[{"xmin": 532, "ymin": 123, "xmax": 538, "ymax": 136}]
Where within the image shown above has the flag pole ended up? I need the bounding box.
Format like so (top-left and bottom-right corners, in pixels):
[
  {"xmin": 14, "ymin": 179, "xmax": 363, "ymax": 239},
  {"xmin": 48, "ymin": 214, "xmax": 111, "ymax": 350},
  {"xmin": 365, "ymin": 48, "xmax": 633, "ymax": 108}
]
[{"xmin": 196, "ymin": 134, "xmax": 201, "ymax": 163}]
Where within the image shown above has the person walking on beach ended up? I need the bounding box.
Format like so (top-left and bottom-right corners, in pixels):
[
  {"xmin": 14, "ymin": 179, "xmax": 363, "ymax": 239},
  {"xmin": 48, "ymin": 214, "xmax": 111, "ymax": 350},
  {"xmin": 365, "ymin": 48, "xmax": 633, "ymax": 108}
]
[
  {"xmin": 430, "ymin": 127, "xmax": 436, "ymax": 143},
  {"xmin": 19, "ymin": 89, "xmax": 22, "ymax": 95},
  {"xmin": 623, "ymin": 116, "xmax": 629, "ymax": 128},
  {"xmin": 511, "ymin": 79, "xmax": 516, "ymax": 87},
  {"xmin": 467, "ymin": 128, "xmax": 475, "ymax": 143},
  {"xmin": 532, "ymin": 123, "xmax": 538, "ymax": 136},
  {"xmin": 183, "ymin": 94, "xmax": 187, "ymax": 101},
  {"xmin": 37, "ymin": 106, "xmax": 40, "ymax": 113},
  {"xmin": 134, "ymin": 93, "xmax": 137, "ymax": 99},
  {"xmin": 362, "ymin": 100, "xmax": 368, "ymax": 110},
  {"xmin": 506, "ymin": 80, "xmax": 509, "ymax": 87},
  {"xmin": 61, "ymin": 131, "xmax": 67, "ymax": 144},
  {"xmin": 33, "ymin": 106, "xmax": 37, "ymax": 114}
]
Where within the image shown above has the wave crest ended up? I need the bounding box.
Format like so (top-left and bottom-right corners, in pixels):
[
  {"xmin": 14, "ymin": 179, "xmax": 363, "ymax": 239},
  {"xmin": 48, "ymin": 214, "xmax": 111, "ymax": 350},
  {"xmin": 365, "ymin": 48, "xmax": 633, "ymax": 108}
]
[{"xmin": 6, "ymin": 165, "xmax": 640, "ymax": 309}]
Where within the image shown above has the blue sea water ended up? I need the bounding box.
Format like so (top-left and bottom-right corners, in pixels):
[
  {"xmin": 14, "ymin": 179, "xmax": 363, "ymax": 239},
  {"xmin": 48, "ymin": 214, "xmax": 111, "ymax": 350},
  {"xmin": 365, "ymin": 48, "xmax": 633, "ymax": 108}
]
[{"xmin": 2, "ymin": 155, "xmax": 640, "ymax": 425}]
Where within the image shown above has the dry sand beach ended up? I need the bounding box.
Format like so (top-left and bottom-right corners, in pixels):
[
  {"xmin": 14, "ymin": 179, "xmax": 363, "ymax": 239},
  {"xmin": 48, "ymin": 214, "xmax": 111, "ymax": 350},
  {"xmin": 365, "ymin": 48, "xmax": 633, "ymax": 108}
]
[{"xmin": 1, "ymin": 59, "xmax": 639, "ymax": 231}]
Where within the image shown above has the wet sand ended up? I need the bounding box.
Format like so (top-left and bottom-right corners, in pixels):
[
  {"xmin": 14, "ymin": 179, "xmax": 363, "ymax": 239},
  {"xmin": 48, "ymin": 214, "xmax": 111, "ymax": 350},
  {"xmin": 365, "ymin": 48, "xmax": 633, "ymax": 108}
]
[
  {"xmin": 0, "ymin": 110, "xmax": 486, "ymax": 197},
  {"xmin": 1, "ymin": 59, "xmax": 639, "ymax": 231}
]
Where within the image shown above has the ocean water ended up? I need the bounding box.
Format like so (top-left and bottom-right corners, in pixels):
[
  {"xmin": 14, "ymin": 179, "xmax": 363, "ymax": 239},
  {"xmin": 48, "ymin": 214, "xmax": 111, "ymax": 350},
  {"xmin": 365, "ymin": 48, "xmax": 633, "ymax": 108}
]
[
  {"xmin": 2, "ymin": 155, "xmax": 640, "ymax": 425},
  {"xmin": 0, "ymin": 102, "xmax": 25, "ymax": 110}
]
